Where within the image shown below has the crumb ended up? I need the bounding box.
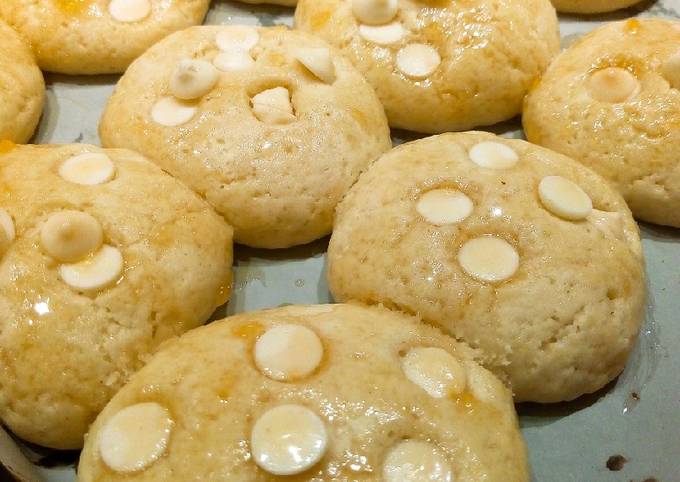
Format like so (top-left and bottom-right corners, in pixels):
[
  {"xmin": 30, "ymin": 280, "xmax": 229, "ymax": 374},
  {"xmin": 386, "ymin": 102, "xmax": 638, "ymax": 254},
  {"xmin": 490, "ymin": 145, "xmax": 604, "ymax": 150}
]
[
  {"xmin": 606, "ymin": 454, "xmax": 627, "ymax": 471},
  {"xmin": 631, "ymin": 392, "xmax": 640, "ymax": 400}
]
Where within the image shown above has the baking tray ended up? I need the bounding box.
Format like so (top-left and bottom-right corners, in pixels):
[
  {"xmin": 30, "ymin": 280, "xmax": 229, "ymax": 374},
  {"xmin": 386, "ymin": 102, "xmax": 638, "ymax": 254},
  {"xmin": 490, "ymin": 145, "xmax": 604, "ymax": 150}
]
[{"xmin": 1, "ymin": 1, "xmax": 679, "ymax": 481}]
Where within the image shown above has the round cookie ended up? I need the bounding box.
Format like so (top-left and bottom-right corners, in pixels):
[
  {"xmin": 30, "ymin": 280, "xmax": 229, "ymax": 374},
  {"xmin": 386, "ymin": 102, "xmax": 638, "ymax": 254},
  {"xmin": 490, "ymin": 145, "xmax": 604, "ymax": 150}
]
[
  {"xmin": 78, "ymin": 303, "xmax": 529, "ymax": 481},
  {"xmin": 0, "ymin": 144, "xmax": 233, "ymax": 449},
  {"xmin": 550, "ymin": 0, "xmax": 641, "ymax": 13},
  {"xmin": 524, "ymin": 19, "xmax": 680, "ymax": 228},
  {"xmin": 327, "ymin": 132, "xmax": 645, "ymax": 403},
  {"xmin": 100, "ymin": 25, "xmax": 391, "ymax": 248},
  {"xmin": 0, "ymin": 19, "xmax": 44, "ymax": 143},
  {"xmin": 294, "ymin": 0, "xmax": 560, "ymax": 133},
  {"xmin": 0, "ymin": 0, "xmax": 210, "ymax": 74}
]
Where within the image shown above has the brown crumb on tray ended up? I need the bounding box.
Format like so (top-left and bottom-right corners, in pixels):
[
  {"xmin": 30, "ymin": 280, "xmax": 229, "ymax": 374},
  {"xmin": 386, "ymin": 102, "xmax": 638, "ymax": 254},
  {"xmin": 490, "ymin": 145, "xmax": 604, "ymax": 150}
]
[{"xmin": 606, "ymin": 454, "xmax": 627, "ymax": 471}]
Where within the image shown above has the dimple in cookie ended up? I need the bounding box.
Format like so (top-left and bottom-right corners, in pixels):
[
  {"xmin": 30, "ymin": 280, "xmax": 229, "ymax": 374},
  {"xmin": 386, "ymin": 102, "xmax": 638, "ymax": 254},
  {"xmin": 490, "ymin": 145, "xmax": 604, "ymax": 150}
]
[
  {"xmin": 327, "ymin": 132, "xmax": 645, "ymax": 403},
  {"xmin": 78, "ymin": 304, "xmax": 529, "ymax": 481}
]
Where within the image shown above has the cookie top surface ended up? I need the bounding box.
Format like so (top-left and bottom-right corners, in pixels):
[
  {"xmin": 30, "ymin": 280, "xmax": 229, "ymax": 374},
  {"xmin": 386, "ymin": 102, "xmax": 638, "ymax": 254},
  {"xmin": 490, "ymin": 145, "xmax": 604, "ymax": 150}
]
[
  {"xmin": 78, "ymin": 303, "xmax": 528, "ymax": 482},
  {"xmin": 100, "ymin": 25, "xmax": 391, "ymax": 249},
  {"xmin": 0, "ymin": 0, "xmax": 210, "ymax": 74},
  {"xmin": 0, "ymin": 144, "xmax": 233, "ymax": 449},
  {"xmin": 0, "ymin": 19, "xmax": 44, "ymax": 143},
  {"xmin": 524, "ymin": 19, "xmax": 680, "ymax": 228},
  {"xmin": 295, "ymin": 0, "xmax": 559, "ymax": 133},
  {"xmin": 550, "ymin": 0, "xmax": 641, "ymax": 13},
  {"xmin": 327, "ymin": 132, "xmax": 645, "ymax": 403}
]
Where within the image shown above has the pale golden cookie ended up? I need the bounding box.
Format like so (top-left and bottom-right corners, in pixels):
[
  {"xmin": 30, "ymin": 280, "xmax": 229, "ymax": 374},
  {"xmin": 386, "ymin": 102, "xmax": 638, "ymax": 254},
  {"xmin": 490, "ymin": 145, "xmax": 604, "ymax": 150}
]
[
  {"xmin": 78, "ymin": 303, "xmax": 529, "ymax": 481},
  {"xmin": 551, "ymin": 0, "xmax": 641, "ymax": 13},
  {"xmin": 0, "ymin": 144, "xmax": 233, "ymax": 449},
  {"xmin": 524, "ymin": 19, "xmax": 680, "ymax": 228},
  {"xmin": 0, "ymin": 20, "xmax": 44, "ymax": 143},
  {"xmin": 327, "ymin": 132, "xmax": 645, "ymax": 403},
  {"xmin": 0, "ymin": 0, "xmax": 210, "ymax": 74},
  {"xmin": 100, "ymin": 25, "xmax": 390, "ymax": 248},
  {"xmin": 295, "ymin": 0, "xmax": 559, "ymax": 133}
]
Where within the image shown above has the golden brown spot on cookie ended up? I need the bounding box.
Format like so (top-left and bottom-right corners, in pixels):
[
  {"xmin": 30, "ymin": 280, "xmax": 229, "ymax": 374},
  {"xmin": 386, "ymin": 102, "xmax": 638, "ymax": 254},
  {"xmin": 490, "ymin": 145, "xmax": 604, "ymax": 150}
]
[
  {"xmin": 55, "ymin": 0, "xmax": 92, "ymax": 15},
  {"xmin": 589, "ymin": 55, "xmax": 643, "ymax": 80},
  {"xmin": 216, "ymin": 374, "xmax": 232, "ymax": 402},
  {"xmin": 624, "ymin": 19, "xmax": 640, "ymax": 34},
  {"xmin": 351, "ymin": 108, "xmax": 369, "ymax": 129},
  {"xmin": 421, "ymin": 22, "xmax": 445, "ymax": 45},
  {"xmin": 0, "ymin": 140, "xmax": 15, "ymax": 154},
  {"xmin": 310, "ymin": 10, "xmax": 332, "ymax": 30},
  {"xmin": 214, "ymin": 281, "xmax": 232, "ymax": 306},
  {"xmin": 265, "ymin": 51, "xmax": 287, "ymax": 67},
  {"xmin": 451, "ymin": 390, "xmax": 477, "ymax": 411},
  {"xmin": 420, "ymin": 0, "xmax": 451, "ymax": 7},
  {"xmin": 231, "ymin": 322, "xmax": 265, "ymax": 342}
]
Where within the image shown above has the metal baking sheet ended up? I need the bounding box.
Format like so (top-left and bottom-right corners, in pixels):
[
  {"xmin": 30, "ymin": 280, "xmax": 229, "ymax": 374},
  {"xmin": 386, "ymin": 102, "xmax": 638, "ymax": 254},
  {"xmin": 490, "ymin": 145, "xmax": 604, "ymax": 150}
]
[{"xmin": 2, "ymin": 1, "xmax": 679, "ymax": 481}]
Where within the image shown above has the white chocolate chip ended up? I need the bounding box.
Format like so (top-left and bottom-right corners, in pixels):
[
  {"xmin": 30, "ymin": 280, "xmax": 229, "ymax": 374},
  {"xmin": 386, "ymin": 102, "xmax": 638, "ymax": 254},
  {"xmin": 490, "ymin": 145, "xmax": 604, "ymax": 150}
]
[
  {"xmin": 468, "ymin": 141, "xmax": 519, "ymax": 170},
  {"xmin": 170, "ymin": 59, "xmax": 219, "ymax": 100},
  {"xmin": 59, "ymin": 245, "xmax": 123, "ymax": 292},
  {"xmin": 108, "ymin": 0, "xmax": 151, "ymax": 23},
  {"xmin": 352, "ymin": 0, "xmax": 398, "ymax": 25},
  {"xmin": 662, "ymin": 50, "xmax": 680, "ymax": 90},
  {"xmin": 59, "ymin": 153, "xmax": 116, "ymax": 185},
  {"xmin": 40, "ymin": 211, "xmax": 103, "ymax": 263},
  {"xmin": 99, "ymin": 403, "xmax": 173, "ymax": 473},
  {"xmin": 539, "ymin": 175, "xmax": 592, "ymax": 221},
  {"xmin": 587, "ymin": 67, "xmax": 640, "ymax": 103},
  {"xmin": 401, "ymin": 347, "xmax": 466, "ymax": 398},
  {"xmin": 251, "ymin": 405, "xmax": 327, "ymax": 476},
  {"xmin": 416, "ymin": 189, "xmax": 473, "ymax": 226},
  {"xmin": 458, "ymin": 236, "xmax": 519, "ymax": 283},
  {"xmin": 0, "ymin": 209, "xmax": 15, "ymax": 242},
  {"xmin": 213, "ymin": 50, "xmax": 255, "ymax": 72},
  {"xmin": 396, "ymin": 44, "xmax": 441, "ymax": 80},
  {"xmin": 251, "ymin": 87, "xmax": 296, "ymax": 125},
  {"xmin": 215, "ymin": 26, "xmax": 260, "ymax": 52},
  {"xmin": 383, "ymin": 440, "xmax": 453, "ymax": 482},
  {"xmin": 151, "ymin": 97, "xmax": 198, "ymax": 127},
  {"xmin": 296, "ymin": 48, "xmax": 336, "ymax": 84},
  {"xmin": 588, "ymin": 209, "xmax": 624, "ymax": 240},
  {"xmin": 463, "ymin": 361, "xmax": 500, "ymax": 406},
  {"xmin": 255, "ymin": 324, "xmax": 323, "ymax": 381},
  {"xmin": 359, "ymin": 22, "xmax": 406, "ymax": 45}
]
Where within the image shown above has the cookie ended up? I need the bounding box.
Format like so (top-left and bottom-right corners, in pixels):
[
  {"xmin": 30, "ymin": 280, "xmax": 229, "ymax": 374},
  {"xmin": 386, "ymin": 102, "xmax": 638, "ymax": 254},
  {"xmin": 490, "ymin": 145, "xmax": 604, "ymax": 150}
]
[
  {"xmin": 78, "ymin": 303, "xmax": 528, "ymax": 481},
  {"xmin": 523, "ymin": 19, "xmax": 680, "ymax": 227},
  {"xmin": 100, "ymin": 25, "xmax": 391, "ymax": 248},
  {"xmin": 294, "ymin": 0, "xmax": 559, "ymax": 133},
  {"xmin": 524, "ymin": 19, "xmax": 680, "ymax": 228},
  {"xmin": 0, "ymin": 20, "xmax": 44, "ymax": 143},
  {"xmin": 327, "ymin": 132, "xmax": 645, "ymax": 403},
  {"xmin": 550, "ymin": 0, "xmax": 641, "ymax": 13},
  {"xmin": 0, "ymin": 0, "xmax": 210, "ymax": 74},
  {"xmin": 0, "ymin": 144, "xmax": 233, "ymax": 449}
]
